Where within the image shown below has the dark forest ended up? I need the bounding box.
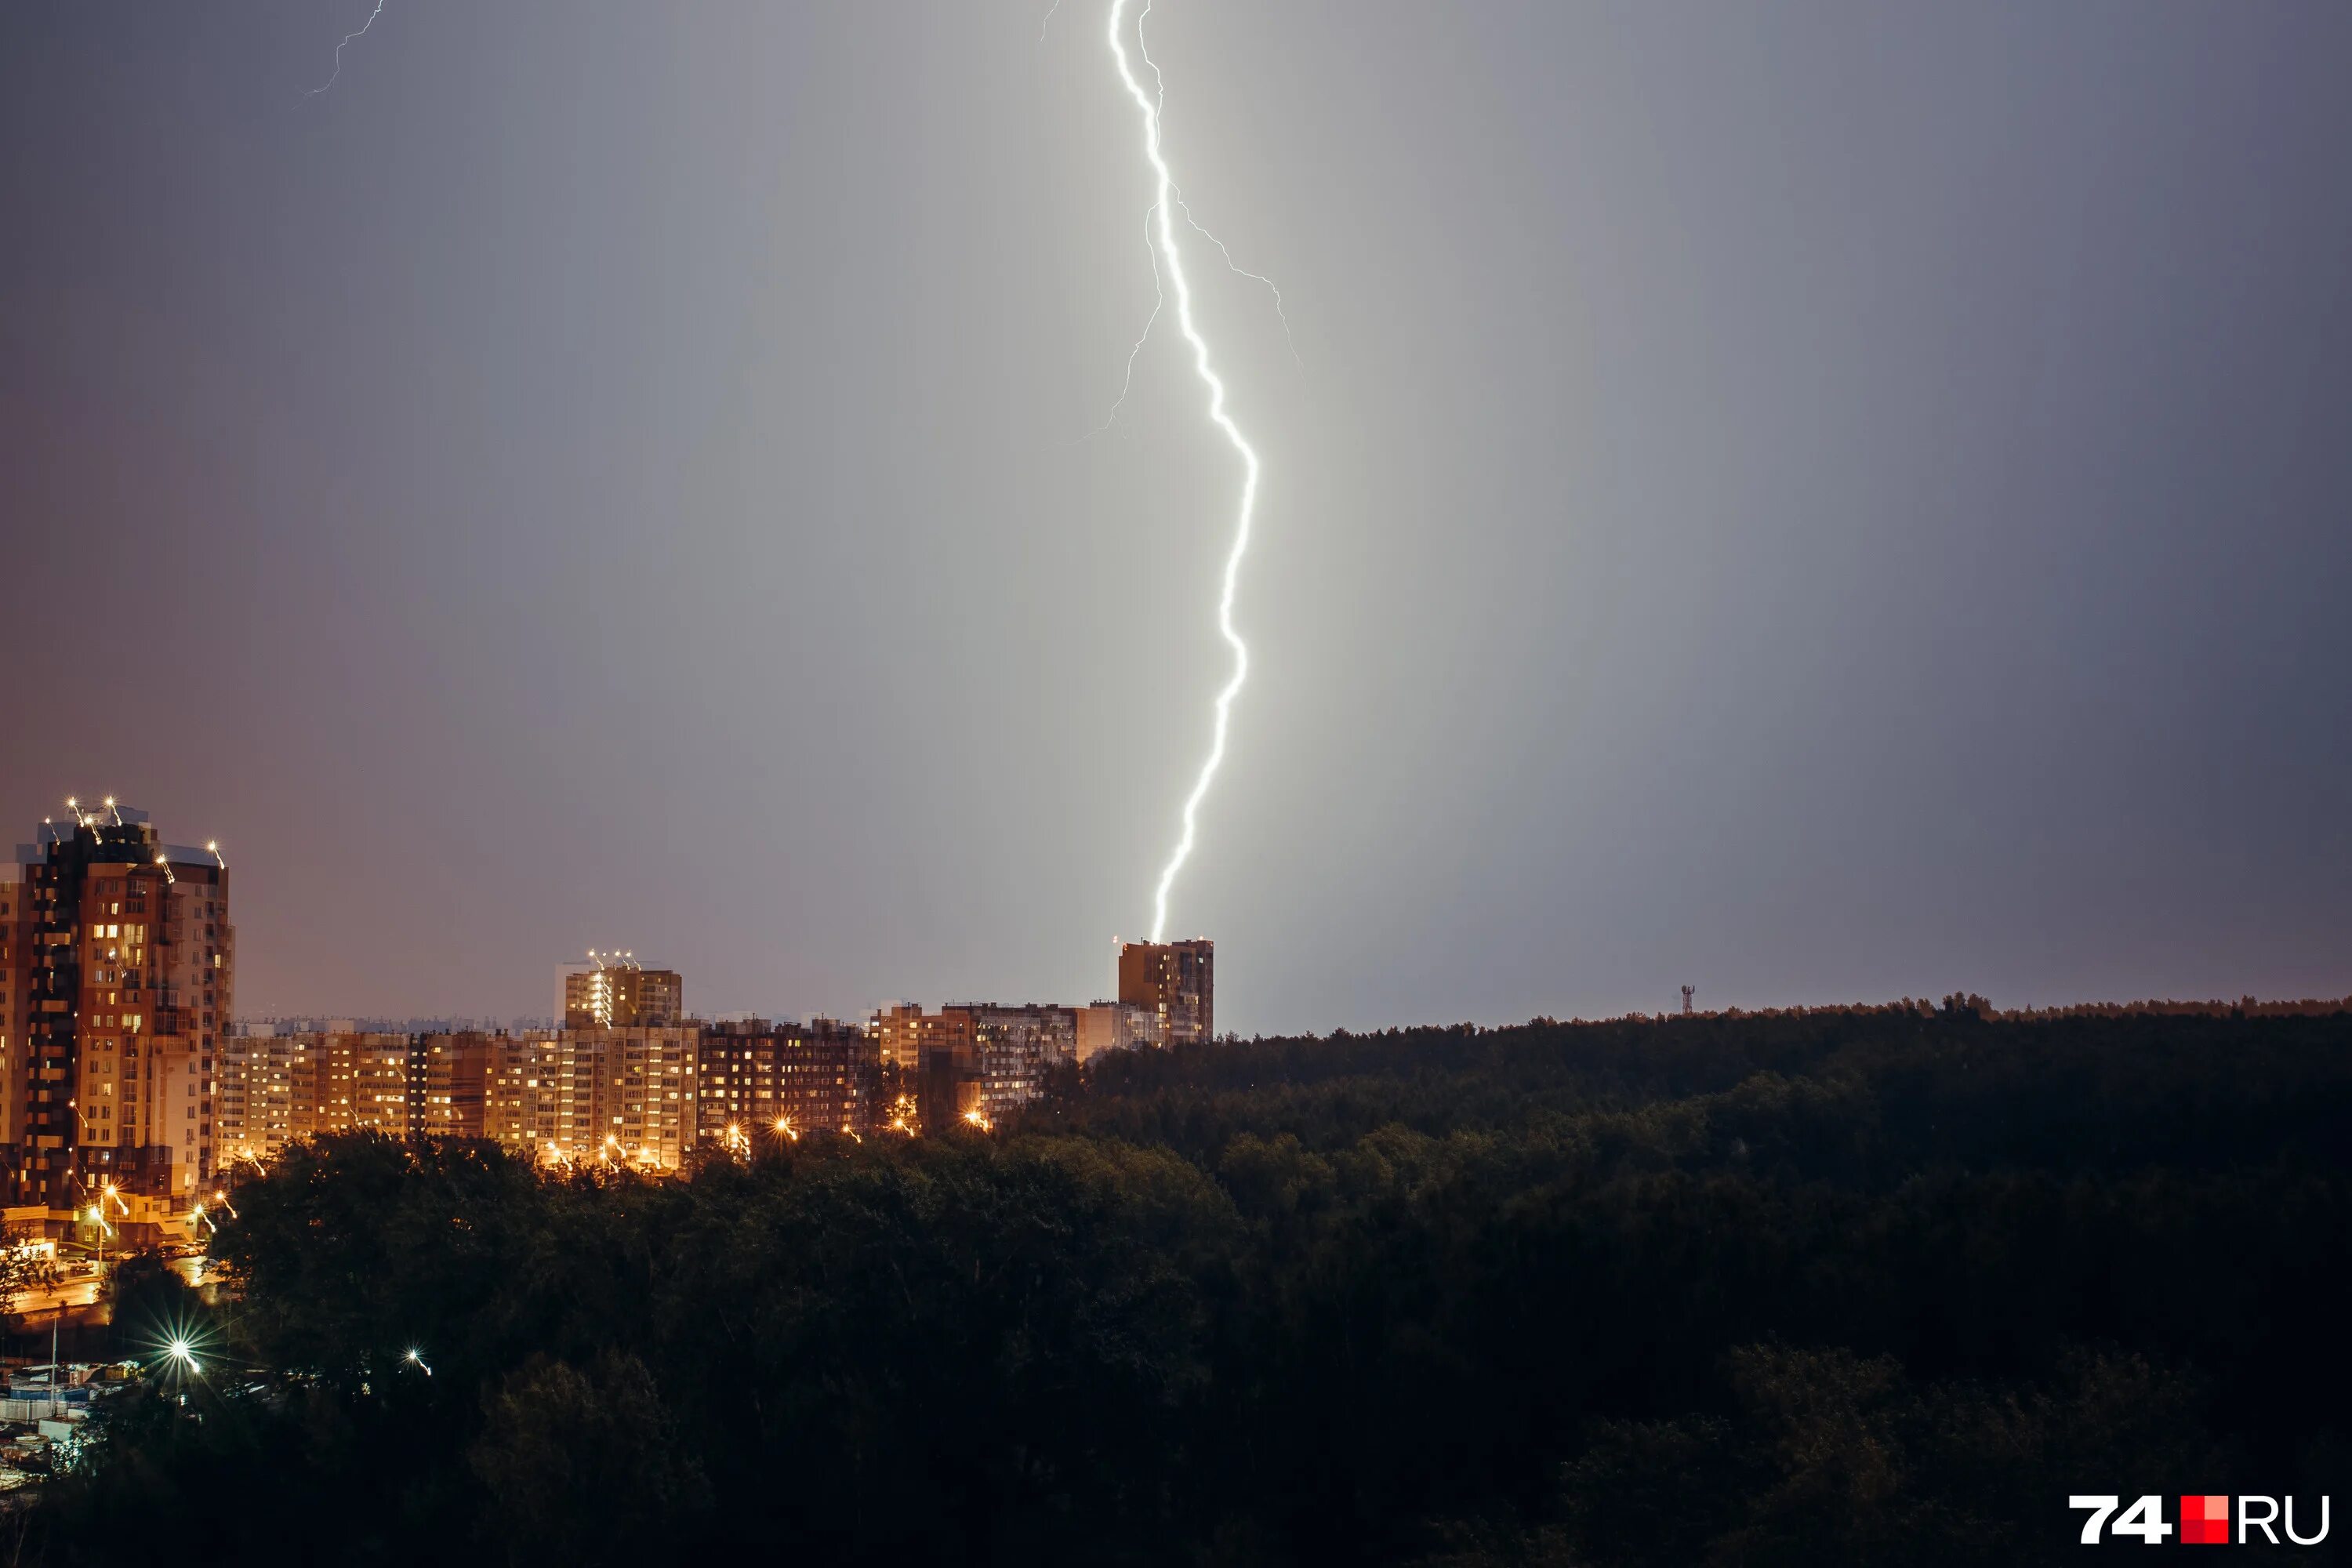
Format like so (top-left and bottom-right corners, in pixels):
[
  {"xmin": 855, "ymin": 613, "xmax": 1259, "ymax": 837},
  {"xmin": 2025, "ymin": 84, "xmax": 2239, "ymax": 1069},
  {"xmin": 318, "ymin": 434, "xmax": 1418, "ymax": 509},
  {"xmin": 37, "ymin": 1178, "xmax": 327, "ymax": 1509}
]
[{"xmin": 18, "ymin": 1002, "xmax": 2350, "ymax": 1565}]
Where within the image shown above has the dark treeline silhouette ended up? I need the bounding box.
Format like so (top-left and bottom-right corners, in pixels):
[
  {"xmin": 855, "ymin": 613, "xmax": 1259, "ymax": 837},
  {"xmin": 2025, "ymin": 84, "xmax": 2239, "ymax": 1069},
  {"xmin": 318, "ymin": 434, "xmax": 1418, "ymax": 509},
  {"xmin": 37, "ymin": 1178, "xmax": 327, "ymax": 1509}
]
[{"xmin": 19, "ymin": 1005, "xmax": 2350, "ymax": 1565}]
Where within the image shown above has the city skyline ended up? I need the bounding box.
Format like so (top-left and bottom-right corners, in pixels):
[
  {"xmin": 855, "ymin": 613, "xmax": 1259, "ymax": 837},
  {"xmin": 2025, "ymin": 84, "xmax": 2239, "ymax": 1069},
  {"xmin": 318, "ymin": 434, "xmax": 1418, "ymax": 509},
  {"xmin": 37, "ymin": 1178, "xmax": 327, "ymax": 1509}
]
[{"xmin": 3, "ymin": 794, "xmax": 1215, "ymax": 1237}]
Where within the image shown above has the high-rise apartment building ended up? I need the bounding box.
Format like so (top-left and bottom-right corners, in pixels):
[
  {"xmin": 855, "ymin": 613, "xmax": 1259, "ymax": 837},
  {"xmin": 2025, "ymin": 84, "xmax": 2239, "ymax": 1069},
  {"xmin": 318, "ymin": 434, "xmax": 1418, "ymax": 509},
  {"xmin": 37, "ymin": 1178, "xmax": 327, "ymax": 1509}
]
[
  {"xmin": 222, "ymin": 1028, "xmax": 451, "ymax": 1152},
  {"xmin": 482, "ymin": 1026, "xmax": 695, "ymax": 1167},
  {"xmin": 3, "ymin": 804, "xmax": 232, "ymax": 1211},
  {"xmin": 870, "ymin": 1004, "xmax": 979, "ymax": 1130},
  {"xmin": 612, "ymin": 1025, "xmax": 695, "ymax": 1166},
  {"xmin": 487, "ymin": 1031, "xmax": 571, "ymax": 1156},
  {"xmin": 777, "ymin": 1019, "xmax": 880, "ymax": 1138},
  {"xmin": 353, "ymin": 1033, "xmax": 422, "ymax": 1137},
  {"xmin": 295, "ymin": 1032, "xmax": 418, "ymax": 1141},
  {"xmin": 1076, "ymin": 1000, "xmax": 1163, "ymax": 1061},
  {"xmin": 561, "ymin": 954, "xmax": 683, "ymax": 1029},
  {"xmin": 220, "ymin": 1020, "xmax": 702, "ymax": 1169},
  {"xmin": 1117, "ymin": 939, "xmax": 1214, "ymax": 1047},
  {"xmin": 870, "ymin": 1003, "xmax": 976, "ymax": 1073},
  {"xmin": 970, "ymin": 1005, "xmax": 1077, "ymax": 1120},
  {"xmin": 697, "ymin": 1019, "xmax": 880, "ymax": 1144},
  {"xmin": 1, "ymin": 870, "xmax": 31, "ymax": 1178},
  {"xmin": 217, "ymin": 1025, "xmax": 316, "ymax": 1164},
  {"xmin": 696, "ymin": 1021, "xmax": 779, "ymax": 1146},
  {"xmin": 419, "ymin": 1031, "xmax": 493, "ymax": 1139}
]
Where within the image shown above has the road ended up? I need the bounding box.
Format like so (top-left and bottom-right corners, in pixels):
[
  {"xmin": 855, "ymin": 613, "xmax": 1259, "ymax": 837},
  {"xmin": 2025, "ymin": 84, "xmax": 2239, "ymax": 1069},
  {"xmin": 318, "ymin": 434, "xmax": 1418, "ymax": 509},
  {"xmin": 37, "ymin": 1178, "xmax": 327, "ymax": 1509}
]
[{"xmin": 9, "ymin": 1256, "xmax": 210, "ymax": 1321}]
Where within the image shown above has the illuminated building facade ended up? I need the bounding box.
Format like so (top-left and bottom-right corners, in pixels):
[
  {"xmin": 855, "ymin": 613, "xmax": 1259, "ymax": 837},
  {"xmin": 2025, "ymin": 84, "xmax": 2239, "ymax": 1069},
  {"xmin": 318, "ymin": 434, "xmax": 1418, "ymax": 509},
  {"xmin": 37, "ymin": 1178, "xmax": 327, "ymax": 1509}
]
[
  {"xmin": 871, "ymin": 1002, "xmax": 956, "ymax": 1072},
  {"xmin": 872, "ymin": 1004, "xmax": 979, "ymax": 1131},
  {"xmin": 696, "ymin": 1021, "xmax": 779, "ymax": 1145},
  {"xmin": 481, "ymin": 1026, "xmax": 696, "ymax": 1167},
  {"xmin": 419, "ymin": 1031, "xmax": 492, "ymax": 1139},
  {"xmin": 216, "ymin": 1025, "xmax": 317, "ymax": 1164},
  {"xmin": 1118, "ymin": 939, "xmax": 1214, "ymax": 1047},
  {"xmin": 353, "ymin": 1033, "xmax": 422, "ymax": 1136},
  {"xmin": 575, "ymin": 1026, "xmax": 696, "ymax": 1167},
  {"xmin": 296, "ymin": 1032, "xmax": 419, "ymax": 1139},
  {"xmin": 487, "ymin": 1031, "xmax": 571, "ymax": 1156},
  {"xmin": 610, "ymin": 1025, "xmax": 697, "ymax": 1166},
  {"xmin": 223, "ymin": 1028, "xmax": 464, "ymax": 1150},
  {"xmin": 1, "ymin": 874, "xmax": 27, "ymax": 1180},
  {"xmin": 1076, "ymin": 1000, "xmax": 1162, "ymax": 1061},
  {"xmin": 872, "ymin": 999, "xmax": 1103, "ymax": 1126},
  {"xmin": 221, "ymin": 1024, "xmax": 692, "ymax": 1169},
  {"xmin": 696, "ymin": 1019, "xmax": 880, "ymax": 1143},
  {"xmin": 2, "ymin": 804, "xmax": 232, "ymax": 1211},
  {"xmin": 561, "ymin": 955, "xmax": 683, "ymax": 1029},
  {"xmin": 778, "ymin": 1019, "xmax": 880, "ymax": 1137},
  {"xmin": 971, "ymin": 1005, "xmax": 1078, "ymax": 1120}
]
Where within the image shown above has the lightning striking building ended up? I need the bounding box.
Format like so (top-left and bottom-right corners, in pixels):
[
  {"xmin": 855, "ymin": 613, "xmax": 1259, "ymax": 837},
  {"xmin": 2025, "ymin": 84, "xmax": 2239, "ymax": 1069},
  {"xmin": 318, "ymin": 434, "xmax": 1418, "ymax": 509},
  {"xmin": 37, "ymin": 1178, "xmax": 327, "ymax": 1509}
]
[{"xmin": 2, "ymin": 804, "xmax": 232, "ymax": 1216}]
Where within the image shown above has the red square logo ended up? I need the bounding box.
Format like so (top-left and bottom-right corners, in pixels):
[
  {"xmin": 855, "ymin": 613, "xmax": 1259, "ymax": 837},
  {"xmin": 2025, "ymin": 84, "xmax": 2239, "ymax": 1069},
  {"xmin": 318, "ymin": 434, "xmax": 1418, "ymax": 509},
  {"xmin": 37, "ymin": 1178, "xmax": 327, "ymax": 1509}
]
[{"xmin": 2181, "ymin": 1494, "xmax": 2230, "ymax": 1544}]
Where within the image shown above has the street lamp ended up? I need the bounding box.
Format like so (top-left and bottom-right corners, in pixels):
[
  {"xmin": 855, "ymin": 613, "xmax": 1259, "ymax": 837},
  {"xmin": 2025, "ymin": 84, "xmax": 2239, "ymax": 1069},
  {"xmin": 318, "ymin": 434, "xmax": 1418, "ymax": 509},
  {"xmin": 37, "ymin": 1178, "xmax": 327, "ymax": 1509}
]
[{"xmin": 403, "ymin": 1347, "xmax": 433, "ymax": 1377}]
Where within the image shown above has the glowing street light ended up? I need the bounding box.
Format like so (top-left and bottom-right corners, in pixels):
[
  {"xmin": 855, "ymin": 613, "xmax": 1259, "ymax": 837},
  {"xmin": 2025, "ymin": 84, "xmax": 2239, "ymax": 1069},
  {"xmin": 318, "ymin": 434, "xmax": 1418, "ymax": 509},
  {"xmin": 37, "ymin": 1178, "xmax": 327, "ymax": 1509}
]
[{"xmin": 404, "ymin": 1347, "xmax": 433, "ymax": 1377}]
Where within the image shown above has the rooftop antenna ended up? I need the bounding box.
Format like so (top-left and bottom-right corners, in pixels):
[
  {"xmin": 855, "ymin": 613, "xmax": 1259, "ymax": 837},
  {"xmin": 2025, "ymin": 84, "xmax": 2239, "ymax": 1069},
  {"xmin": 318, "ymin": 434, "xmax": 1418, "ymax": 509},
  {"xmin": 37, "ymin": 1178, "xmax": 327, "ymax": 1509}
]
[{"xmin": 1681, "ymin": 985, "xmax": 1695, "ymax": 1017}]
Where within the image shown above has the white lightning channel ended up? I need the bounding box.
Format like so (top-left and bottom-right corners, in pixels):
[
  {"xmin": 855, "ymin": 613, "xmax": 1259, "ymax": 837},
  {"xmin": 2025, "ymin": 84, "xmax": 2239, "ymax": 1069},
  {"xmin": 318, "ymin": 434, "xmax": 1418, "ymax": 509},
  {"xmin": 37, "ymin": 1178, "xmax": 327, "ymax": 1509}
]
[
  {"xmin": 307, "ymin": 0, "xmax": 387, "ymax": 98},
  {"xmin": 1109, "ymin": 0, "xmax": 1263, "ymax": 943}
]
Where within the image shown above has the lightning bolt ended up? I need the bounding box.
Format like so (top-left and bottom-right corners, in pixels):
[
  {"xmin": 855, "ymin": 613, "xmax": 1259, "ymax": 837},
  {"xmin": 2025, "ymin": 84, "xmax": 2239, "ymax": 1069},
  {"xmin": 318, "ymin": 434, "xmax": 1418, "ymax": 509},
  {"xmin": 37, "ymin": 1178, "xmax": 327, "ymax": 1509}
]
[
  {"xmin": 307, "ymin": 0, "xmax": 387, "ymax": 98},
  {"xmin": 1085, "ymin": 198, "xmax": 1295, "ymax": 441},
  {"xmin": 1082, "ymin": 204, "xmax": 1163, "ymax": 439},
  {"xmin": 1179, "ymin": 201, "xmax": 1301, "ymax": 367},
  {"xmin": 1106, "ymin": 0, "xmax": 1266, "ymax": 944}
]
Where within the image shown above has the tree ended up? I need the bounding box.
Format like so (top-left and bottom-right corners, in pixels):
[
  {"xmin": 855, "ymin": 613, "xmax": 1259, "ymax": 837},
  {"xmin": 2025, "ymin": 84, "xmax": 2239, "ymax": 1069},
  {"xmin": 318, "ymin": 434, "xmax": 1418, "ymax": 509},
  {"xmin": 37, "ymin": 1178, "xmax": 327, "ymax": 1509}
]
[
  {"xmin": 469, "ymin": 1351, "xmax": 711, "ymax": 1566},
  {"xmin": 103, "ymin": 1249, "xmax": 207, "ymax": 1352},
  {"xmin": 0, "ymin": 1225, "xmax": 60, "ymax": 1324}
]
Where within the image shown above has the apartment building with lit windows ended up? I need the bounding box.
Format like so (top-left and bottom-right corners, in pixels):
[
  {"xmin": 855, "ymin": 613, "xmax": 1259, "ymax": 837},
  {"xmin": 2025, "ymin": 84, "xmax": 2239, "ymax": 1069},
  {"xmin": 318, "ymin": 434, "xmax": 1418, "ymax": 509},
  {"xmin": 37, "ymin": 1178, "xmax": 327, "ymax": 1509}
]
[
  {"xmin": 561, "ymin": 955, "xmax": 683, "ymax": 1029},
  {"xmin": 1117, "ymin": 939, "xmax": 1214, "ymax": 1047},
  {"xmin": 3, "ymin": 803, "xmax": 232, "ymax": 1214},
  {"xmin": 1076, "ymin": 1000, "xmax": 1163, "ymax": 1061},
  {"xmin": 216, "ymin": 1025, "xmax": 318, "ymax": 1164},
  {"xmin": 487, "ymin": 1031, "xmax": 571, "ymax": 1156},
  {"xmin": 971, "ymin": 1005, "xmax": 1078, "ymax": 1120},
  {"xmin": 419, "ymin": 1031, "xmax": 492, "ymax": 1139},
  {"xmin": 697, "ymin": 1019, "xmax": 880, "ymax": 1144}
]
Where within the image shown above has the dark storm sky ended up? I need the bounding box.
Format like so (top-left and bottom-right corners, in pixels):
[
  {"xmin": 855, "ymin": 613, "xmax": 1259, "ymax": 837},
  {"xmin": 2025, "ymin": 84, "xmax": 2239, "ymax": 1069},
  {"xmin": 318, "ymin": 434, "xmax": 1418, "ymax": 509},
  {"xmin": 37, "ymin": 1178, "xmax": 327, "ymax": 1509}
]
[{"xmin": 4, "ymin": 2, "xmax": 2347, "ymax": 1029}]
